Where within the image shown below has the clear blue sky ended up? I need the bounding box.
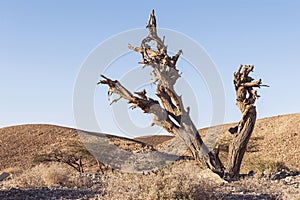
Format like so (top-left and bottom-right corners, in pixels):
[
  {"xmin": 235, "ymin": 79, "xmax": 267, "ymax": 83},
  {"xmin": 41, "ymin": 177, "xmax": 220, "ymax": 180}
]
[{"xmin": 1, "ymin": 1, "xmax": 299, "ymax": 135}]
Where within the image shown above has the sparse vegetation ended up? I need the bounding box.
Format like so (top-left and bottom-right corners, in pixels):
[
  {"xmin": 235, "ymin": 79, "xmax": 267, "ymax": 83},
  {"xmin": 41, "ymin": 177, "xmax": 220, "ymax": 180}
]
[
  {"xmin": 2, "ymin": 160, "xmax": 299, "ymax": 199},
  {"xmin": 0, "ymin": 114, "xmax": 299, "ymax": 199}
]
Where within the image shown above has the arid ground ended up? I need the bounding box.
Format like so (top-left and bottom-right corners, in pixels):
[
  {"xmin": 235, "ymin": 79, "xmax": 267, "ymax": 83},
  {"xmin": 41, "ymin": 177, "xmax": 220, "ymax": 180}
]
[{"xmin": 0, "ymin": 113, "xmax": 299, "ymax": 199}]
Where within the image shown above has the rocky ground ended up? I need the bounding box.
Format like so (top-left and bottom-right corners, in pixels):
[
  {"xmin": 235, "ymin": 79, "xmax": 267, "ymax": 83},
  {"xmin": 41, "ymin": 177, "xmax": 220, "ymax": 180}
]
[{"xmin": 0, "ymin": 162, "xmax": 299, "ymax": 199}]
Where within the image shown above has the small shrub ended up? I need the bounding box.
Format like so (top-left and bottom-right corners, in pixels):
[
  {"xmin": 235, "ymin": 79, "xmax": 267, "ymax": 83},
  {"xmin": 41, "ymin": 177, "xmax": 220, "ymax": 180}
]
[
  {"xmin": 33, "ymin": 149, "xmax": 84, "ymax": 173},
  {"xmin": 42, "ymin": 163, "xmax": 70, "ymax": 187},
  {"xmin": 2, "ymin": 163, "xmax": 75, "ymax": 188}
]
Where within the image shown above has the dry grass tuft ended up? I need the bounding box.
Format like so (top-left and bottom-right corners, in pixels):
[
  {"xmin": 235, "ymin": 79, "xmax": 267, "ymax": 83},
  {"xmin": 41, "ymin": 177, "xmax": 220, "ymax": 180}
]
[
  {"xmin": 2, "ymin": 163, "xmax": 90, "ymax": 189},
  {"xmin": 41, "ymin": 163, "xmax": 71, "ymax": 187},
  {"xmin": 101, "ymin": 160, "xmax": 219, "ymax": 199}
]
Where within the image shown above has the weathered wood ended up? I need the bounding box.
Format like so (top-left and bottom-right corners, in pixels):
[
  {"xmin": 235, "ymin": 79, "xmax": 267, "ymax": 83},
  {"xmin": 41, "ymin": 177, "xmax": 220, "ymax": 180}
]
[
  {"xmin": 99, "ymin": 10, "xmax": 225, "ymax": 175},
  {"xmin": 227, "ymin": 65, "xmax": 268, "ymax": 178},
  {"xmin": 227, "ymin": 106, "xmax": 256, "ymax": 177}
]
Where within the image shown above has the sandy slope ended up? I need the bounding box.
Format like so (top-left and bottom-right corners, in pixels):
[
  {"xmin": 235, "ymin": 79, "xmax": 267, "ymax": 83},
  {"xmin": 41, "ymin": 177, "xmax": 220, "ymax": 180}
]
[
  {"xmin": 136, "ymin": 113, "xmax": 300, "ymax": 172},
  {"xmin": 0, "ymin": 113, "xmax": 299, "ymax": 172},
  {"xmin": 0, "ymin": 113, "xmax": 299, "ymax": 199}
]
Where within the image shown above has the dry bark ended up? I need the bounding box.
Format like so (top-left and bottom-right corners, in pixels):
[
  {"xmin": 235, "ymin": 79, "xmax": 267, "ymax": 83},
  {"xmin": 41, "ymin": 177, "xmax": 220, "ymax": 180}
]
[
  {"xmin": 227, "ymin": 65, "xmax": 268, "ymax": 178},
  {"xmin": 99, "ymin": 10, "xmax": 224, "ymax": 175}
]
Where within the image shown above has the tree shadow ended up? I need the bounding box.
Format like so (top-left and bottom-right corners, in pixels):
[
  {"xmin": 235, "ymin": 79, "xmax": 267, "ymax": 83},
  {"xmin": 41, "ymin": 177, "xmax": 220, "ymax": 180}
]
[
  {"xmin": 77, "ymin": 130, "xmax": 194, "ymax": 173},
  {"xmin": 177, "ymin": 183, "xmax": 278, "ymax": 200},
  {"xmin": 0, "ymin": 188, "xmax": 101, "ymax": 200},
  {"xmin": 217, "ymin": 193, "xmax": 277, "ymax": 200},
  {"xmin": 269, "ymin": 171, "xmax": 300, "ymax": 180}
]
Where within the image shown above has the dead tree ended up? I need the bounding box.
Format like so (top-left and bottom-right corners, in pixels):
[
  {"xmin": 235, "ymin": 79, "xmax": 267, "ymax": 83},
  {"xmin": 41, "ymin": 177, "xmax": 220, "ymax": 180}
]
[
  {"xmin": 98, "ymin": 10, "xmax": 224, "ymax": 175},
  {"xmin": 227, "ymin": 65, "xmax": 268, "ymax": 178}
]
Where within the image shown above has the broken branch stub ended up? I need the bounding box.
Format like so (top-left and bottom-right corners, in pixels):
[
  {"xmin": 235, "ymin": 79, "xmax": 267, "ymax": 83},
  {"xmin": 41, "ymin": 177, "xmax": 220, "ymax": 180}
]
[{"xmin": 99, "ymin": 10, "xmax": 224, "ymax": 175}]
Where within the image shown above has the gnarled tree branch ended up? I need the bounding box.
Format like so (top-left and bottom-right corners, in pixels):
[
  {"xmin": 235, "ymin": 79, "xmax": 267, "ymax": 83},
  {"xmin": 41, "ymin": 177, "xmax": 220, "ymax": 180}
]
[{"xmin": 99, "ymin": 9, "xmax": 224, "ymax": 175}]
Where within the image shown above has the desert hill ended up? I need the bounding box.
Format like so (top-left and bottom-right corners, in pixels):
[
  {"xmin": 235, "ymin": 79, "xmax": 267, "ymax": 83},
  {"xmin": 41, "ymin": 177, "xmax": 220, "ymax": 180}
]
[
  {"xmin": 137, "ymin": 112, "xmax": 300, "ymax": 173},
  {"xmin": 1, "ymin": 113, "xmax": 300, "ymax": 173},
  {"xmin": 0, "ymin": 113, "xmax": 299, "ymax": 199},
  {"xmin": 0, "ymin": 124, "xmax": 153, "ymax": 172}
]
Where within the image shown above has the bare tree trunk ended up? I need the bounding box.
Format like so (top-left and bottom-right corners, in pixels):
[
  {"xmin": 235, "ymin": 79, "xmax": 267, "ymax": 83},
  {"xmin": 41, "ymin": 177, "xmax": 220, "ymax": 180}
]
[
  {"xmin": 227, "ymin": 65, "xmax": 267, "ymax": 178},
  {"xmin": 228, "ymin": 106, "xmax": 256, "ymax": 177},
  {"xmin": 99, "ymin": 10, "xmax": 224, "ymax": 175}
]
